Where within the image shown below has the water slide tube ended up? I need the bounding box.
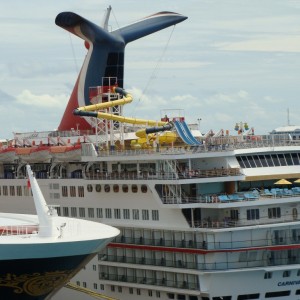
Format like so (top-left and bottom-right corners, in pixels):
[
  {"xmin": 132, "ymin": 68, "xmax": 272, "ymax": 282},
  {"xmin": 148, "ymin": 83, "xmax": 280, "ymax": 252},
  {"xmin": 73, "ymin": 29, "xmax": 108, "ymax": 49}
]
[
  {"xmin": 73, "ymin": 87, "xmax": 168, "ymax": 127},
  {"xmin": 73, "ymin": 88, "xmax": 177, "ymax": 145}
]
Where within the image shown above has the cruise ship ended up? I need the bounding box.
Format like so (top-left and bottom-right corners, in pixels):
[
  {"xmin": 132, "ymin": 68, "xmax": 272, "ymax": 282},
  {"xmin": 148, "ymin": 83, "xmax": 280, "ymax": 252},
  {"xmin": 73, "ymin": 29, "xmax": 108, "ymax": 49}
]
[
  {"xmin": 0, "ymin": 165, "xmax": 119, "ymax": 300},
  {"xmin": 2, "ymin": 6, "xmax": 300, "ymax": 300}
]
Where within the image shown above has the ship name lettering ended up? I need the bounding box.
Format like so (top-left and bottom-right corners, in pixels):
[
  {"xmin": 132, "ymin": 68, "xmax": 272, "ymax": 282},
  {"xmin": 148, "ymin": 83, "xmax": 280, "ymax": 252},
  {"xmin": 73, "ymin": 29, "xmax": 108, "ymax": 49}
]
[{"xmin": 278, "ymin": 280, "xmax": 300, "ymax": 286}]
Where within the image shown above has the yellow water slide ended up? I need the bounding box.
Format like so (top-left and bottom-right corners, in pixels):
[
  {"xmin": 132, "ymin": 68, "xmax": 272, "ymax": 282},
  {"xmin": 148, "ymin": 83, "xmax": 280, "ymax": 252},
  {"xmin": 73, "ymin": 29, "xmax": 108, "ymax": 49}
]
[
  {"xmin": 73, "ymin": 87, "xmax": 177, "ymax": 146},
  {"xmin": 74, "ymin": 87, "xmax": 167, "ymax": 126}
]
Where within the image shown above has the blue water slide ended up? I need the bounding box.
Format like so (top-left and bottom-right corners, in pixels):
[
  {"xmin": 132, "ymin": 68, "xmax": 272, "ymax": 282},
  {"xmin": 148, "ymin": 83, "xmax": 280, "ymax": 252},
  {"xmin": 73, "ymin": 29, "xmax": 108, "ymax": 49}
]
[
  {"xmin": 173, "ymin": 121, "xmax": 193, "ymax": 144},
  {"xmin": 173, "ymin": 121, "xmax": 201, "ymax": 145},
  {"xmin": 181, "ymin": 121, "xmax": 201, "ymax": 145}
]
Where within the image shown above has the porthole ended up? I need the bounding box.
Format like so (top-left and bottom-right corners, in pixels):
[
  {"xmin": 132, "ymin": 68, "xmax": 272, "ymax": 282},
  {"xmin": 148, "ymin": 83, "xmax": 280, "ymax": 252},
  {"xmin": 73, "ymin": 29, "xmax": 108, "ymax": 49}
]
[
  {"xmin": 113, "ymin": 184, "xmax": 119, "ymax": 193},
  {"xmin": 87, "ymin": 184, "xmax": 93, "ymax": 192},
  {"xmin": 95, "ymin": 184, "xmax": 101, "ymax": 192},
  {"xmin": 104, "ymin": 184, "xmax": 110, "ymax": 193},
  {"xmin": 141, "ymin": 185, "xmax": 147, "ymax": 193},
  {"xmin": 122, "ymin": 184, "xmax": 128, "ymax": 193},
  {"xmin": 132, "ymin": 184, "xmax": 138, "ymax": 193}
]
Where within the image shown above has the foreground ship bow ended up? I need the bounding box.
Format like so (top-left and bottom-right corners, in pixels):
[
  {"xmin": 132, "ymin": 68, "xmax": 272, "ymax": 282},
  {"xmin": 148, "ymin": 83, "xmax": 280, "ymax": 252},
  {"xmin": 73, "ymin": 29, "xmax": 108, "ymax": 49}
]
[{"xmin": 0, "ymin": 165, "xmax": 119, "ymax": 299}]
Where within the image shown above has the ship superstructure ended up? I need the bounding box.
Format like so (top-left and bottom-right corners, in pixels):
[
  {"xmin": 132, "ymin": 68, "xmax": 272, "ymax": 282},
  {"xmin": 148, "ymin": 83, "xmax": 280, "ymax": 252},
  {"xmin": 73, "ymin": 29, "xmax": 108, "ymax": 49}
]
[{"xmin": 2, "ymin": 6, "xmax": 300, "ymax": 300}]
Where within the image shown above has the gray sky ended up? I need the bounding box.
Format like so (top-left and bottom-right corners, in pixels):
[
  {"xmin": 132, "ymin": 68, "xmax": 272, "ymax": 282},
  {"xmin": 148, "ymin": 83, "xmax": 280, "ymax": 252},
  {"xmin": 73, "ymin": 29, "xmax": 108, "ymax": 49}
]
[{"xmin": 1, "ymin": 0, "xmax": 300, "ymax": 138}]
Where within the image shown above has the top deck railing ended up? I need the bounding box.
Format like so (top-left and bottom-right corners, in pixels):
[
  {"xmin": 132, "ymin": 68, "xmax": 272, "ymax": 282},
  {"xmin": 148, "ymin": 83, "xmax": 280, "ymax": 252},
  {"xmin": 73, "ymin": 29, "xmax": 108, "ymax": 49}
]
[{"xmin": 96, "ymin": 134, "xmax": 300, "ymax": 157}]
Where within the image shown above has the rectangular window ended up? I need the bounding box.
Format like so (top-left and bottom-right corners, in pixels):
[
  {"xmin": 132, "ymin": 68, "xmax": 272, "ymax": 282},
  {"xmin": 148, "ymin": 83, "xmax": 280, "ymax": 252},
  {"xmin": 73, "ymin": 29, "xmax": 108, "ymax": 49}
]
[
  {"xmin": 70, "ymin": 186, "xmax": 76, "ymax": 197},
  {"xmin": 132, "ymin": 209, "xmax": 139, "ymax": 220},
  {"xmin": 78, "ymin": 186, "xmax": 84, "ymax": 197},
  {"xmin": 62, "ymin": 186, "xmax": 68, "ymax": 197},
  {"xmin": 52, "ymin": 183, "xmax": 59, "ymax": 190},
  {"xmin": 265, "ymin": 155, "xmax": 274, "ymax": 167},
  {"xmin": 265, "ymin": 290, "xmax": 290, "ymax": 298},
  {"xmin": 230, "ymin": 210, "xmax": 239, "ymax": 220},
  {"xmin": 9, "ymin": 186, "xmax": 15, "ymax": 196},
  {"xmin": 88, "ymin": 208, "xmax": 94, "ymax": 218},
  {"xmin": 284, "ymin": 153, "xmax": 293, "ymax": 165},
  {"xmin": 142, "ymin": 209, "xmax": 149, "ymax": 220},
  {"xmin": 277, "ymin": 154, "xmax": 286, "ymax": 166},
  {"xmin": 56, "ymin": 207, "xmax": 61, "ymax": 216},
  {"xmin": 23, "ymin": 186, "xmax": 29, "ymax": 196},
  {"xmin": 240, "ymin": 156, "xmax": 251, "ymax": 168},
  {"xmin": 114, "ymin": 208, "xmax": 121, "ymax": 219},
  {"xmin": 96, "ymin": 208, "xmax": 103, "ymax": 218},
  {"xmin": 271, "ymin": 154, "xmax": 280, "ymax": 166},
  {"xmin": 292, "ymin": 153, "xmax": 300, "ymax": 165},
  {"xmin": 63, "ymin": 207, "xmax": 69, "ymax": 216},
  {"xmin": 253, "ymin": 155, "xmax": 262, "ymax": 167},
  {"xmin": 268, "ymin": 207, "xmax": 281, "ymax": 219},
  {"xmin": 246, "ymin": 209, "xmax": 259, "ymax": 220},
  {"xmin": 71, "ymin": 207, "xmax": 77, "ymax": 217},
  {"xmin": 237, "ymin": 156, "xmax": 246, "ymax": 168},
  {"xmin": 258, "ymin": 155, "xmax": 268, "ymax": 167},
  {"xmin": 152, "ymin": 210, "xmax": 159, "ymax": 221},
  {"xmin": 123, "ymin": 209, "xmax": 130, "ymax": 219},
  {"xmin": 79, "ymin": 207, "xmax": 85, "ymax": 218},
  {"xmin": 264, "ymin": 272, "xmax": 272, "ymax": 279},
  {"xmin": 3, "ymin": 186, "xmax": 8, "ymax": 196},
  {"xmin": 237, "ymin": 294, "xmax": 260, "ymax": 300},
  {"xmin": 105, "ymin": 208, "xmax": 112, "ymax": 219},
  {"xmin": 247, "ymin": 156, "xmax": 256, "ymax": 168},
  {"xmin": 93, "ymin": 283, "xmax": 97, "ymax": 289},
  {"xmin": 16, "ymin": 186, "xmax": 22, "ymax": 196}
]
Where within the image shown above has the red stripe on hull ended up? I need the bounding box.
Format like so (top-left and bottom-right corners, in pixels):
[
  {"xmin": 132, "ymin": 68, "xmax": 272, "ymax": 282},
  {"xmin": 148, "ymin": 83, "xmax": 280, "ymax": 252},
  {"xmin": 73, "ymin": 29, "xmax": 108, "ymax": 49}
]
[{"xmin": 108, "ymin": 242, "xmax": 300, "ymax": 254}]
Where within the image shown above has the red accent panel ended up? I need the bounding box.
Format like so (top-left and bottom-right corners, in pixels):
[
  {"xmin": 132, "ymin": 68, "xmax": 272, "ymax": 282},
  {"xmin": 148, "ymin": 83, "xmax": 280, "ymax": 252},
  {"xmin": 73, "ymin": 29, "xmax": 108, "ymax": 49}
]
[{"xmin": 58, "ymin": 77, "xmax": 91, "ymax": 131}]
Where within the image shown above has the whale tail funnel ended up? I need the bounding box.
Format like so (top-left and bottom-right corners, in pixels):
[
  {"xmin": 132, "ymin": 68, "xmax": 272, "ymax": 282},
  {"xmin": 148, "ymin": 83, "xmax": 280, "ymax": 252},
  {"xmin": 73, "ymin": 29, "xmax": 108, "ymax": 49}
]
[{"xmin": 56, "ymin": 7, "xmax": 187, "ymax": 131}]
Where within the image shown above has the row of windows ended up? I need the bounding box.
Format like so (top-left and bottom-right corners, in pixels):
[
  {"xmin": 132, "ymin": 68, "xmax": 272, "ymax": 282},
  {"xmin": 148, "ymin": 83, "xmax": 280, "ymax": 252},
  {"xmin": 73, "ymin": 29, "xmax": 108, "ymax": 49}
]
[
  {"xmin": 61, "ymin": 184, "xmax": 148, "ymax": 197},
  {"xmin": 245, "ymin": 207, "xmax": 281, "ymax": 220},
  {"xmin": 203, "ymin": 289, "xmax": 298, "ymax": 299},
  {"xmin": 0, "ymin": 183, "xmax": 146, "ymax": 198},
  {"xmin": 75, "ymin": 281, "xmax": 177, "ymax": 299},
  {"xmin": 57, "ymin": 207, "xmax": 160, "ymax": 221},
  {"xmin": 237, "ymin": 152, "xmax": 300, "ymax": 168},
  {"xmin": 0, "ymin": 185, "xmax": 30, "ymax": 197}
]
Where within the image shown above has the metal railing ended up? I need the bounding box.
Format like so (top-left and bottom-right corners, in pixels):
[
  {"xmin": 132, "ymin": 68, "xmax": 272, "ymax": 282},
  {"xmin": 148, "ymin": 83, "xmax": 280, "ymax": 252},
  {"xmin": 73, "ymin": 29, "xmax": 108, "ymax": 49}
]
[{"xmin": 99, "ymin": 254, "xmax": 300, "ymax": 272}]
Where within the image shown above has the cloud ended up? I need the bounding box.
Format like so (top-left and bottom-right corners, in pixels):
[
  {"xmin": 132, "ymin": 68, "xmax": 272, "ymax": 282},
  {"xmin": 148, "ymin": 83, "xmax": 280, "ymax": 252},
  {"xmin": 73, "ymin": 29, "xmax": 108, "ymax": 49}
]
[
  {"xmin": 16, "ymin": 89, "xmax": 69, "ymax": 109},
  {"xmin": 204, "ymin": 90, "xmax": 250, "ymax": 105},
  {"xmin": 215, "ymin": 36, "xmax": 300, "ymax": 53}
]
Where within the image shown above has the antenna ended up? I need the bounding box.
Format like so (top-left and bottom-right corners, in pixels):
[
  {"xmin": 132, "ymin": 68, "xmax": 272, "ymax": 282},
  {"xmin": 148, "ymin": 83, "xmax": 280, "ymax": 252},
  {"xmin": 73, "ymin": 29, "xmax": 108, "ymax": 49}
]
[
  {"xmin": 287, "ymin": 108, "xmax": 290, "ymax": 126},
  {"xmin": 102, "ymin": 5, "xmax": 112, "ymax": 31}
]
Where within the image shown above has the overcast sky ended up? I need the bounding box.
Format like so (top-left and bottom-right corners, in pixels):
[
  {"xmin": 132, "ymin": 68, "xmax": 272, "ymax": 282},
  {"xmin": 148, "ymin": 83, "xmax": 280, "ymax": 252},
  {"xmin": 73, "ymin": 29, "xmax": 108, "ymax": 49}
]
[{"xmin": 1, "ymin": 0, "xmax": 300, "ymax": 138}]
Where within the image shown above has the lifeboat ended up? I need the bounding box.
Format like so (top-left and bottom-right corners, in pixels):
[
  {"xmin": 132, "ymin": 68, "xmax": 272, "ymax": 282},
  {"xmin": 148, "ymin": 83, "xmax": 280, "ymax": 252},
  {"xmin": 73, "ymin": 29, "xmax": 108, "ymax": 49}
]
[
  {"xmin": 15, "ymin": 146, "xmax": 51, "ymax": 163},
  {"xmin": 50, "ymin": 144, "xmax": 81, "ymax": 162},
  {"xmin": 0, "ymin": 147, "xmax": 16, "ymax": 162}
]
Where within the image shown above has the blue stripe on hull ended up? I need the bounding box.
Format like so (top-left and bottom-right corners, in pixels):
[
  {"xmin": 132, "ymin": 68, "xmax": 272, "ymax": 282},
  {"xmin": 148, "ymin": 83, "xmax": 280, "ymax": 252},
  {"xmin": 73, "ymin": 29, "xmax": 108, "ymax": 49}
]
[{"xmin": 0, "ymin": 238, "xmax": 109, "ymax": 260}]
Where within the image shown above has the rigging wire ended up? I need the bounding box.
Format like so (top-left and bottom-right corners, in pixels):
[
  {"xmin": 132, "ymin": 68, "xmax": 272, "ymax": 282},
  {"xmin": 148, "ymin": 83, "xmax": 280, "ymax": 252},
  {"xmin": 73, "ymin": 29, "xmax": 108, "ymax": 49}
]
[
  {"xmin": 131, "ymin": 25, "xmax": 176, "ymax": 116},
  {"xmin": 111, "ymin": 7, "xmax": 121, "ymax": 31},
  {"xmin": 68, "ymin": 33, "xmax": 79, "ymax": 74}
]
